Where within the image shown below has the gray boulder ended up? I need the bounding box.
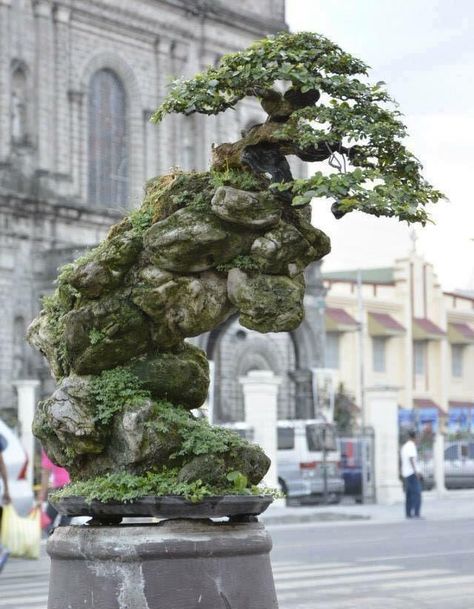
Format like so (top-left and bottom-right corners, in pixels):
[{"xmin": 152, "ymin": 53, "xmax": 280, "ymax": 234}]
[
  {"xmin": 250, "ymin": 221, "xmax": 318, "ymax": 276},
  {"xmin": 130, "ymin": 343, "xmax": 209, "ymax": 410},
  {"xmin": 227, "ymin": 268, "xmax": 305, "ymax": 332},
  {"xmin": 132, "ymin": 267, "xmax": 235, "ymax": 345},
  {"xmin": 64, "ymin": 292, "xmax": 150, "ymax": 375},
  {"xmin": 32, "ymin": 375, "xmax": 105, "ymax": 467},
  {"xmin": 143, "ymin": 207, "xmax": 255, "ymax": 273},
  {"xmin": 211, "ymin": 186, "xmax": 281, "ymax": 228}
]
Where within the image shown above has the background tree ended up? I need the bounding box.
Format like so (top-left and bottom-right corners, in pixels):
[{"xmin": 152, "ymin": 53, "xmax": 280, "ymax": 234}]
[{"xmin": 333, "ymin": 383, "xmax": 358, "ymax": 435}]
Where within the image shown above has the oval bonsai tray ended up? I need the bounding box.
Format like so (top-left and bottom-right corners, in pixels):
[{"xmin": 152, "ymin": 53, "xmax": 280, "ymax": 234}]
[{"xmin": 51, "ymin": 494, "xmax": 273, "ymax": 519}]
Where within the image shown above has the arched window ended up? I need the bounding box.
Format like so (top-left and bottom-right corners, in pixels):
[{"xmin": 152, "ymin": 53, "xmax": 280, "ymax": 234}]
[
  {"xmin": 88, "ymin": 69, "xmax": 128, "ymax": 207},
  {"xmin": 11, "ymin": 63, "xmax": 29, "ymax": 145}
]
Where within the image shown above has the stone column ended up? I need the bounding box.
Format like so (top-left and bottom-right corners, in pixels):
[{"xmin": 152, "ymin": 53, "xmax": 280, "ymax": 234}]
[
  {"xmin": 34, "ymin": 0, "xmax": 54, "ymax": 176},
  {"xmin": 366, "ymin": 386, "xmax": 404, "ymax": 504},
  {"xmin": 0, "ymin": 0, "xmax": 11, "ymax": 162},
  {"xmin": 155, "ymin": 36, "xmax": 173, "ymax": 173},
  {"xmin": 68, "ymin": 89, "xmax": 84, "ymax": 198},
  {"xmin": 13, "ymin": 379, "xmax": 40, "ymax": 484},
  {"xmin": 239, "ymin": 370, "xmax": 281, "ymax": 487},
  {"xmin": 53, "ymin": 3, "xmax": 71, "ymax": 177},
  {"xmin": 289, "ymin": 368, "xmax": 314, "ymax": 419},
  {"xmin": 433, "ymin": 431, "xmax": 447, "ymax": 496},
  {"xmin": 143, "ymin": 109, "xmax": 157, "ymax": 180}
]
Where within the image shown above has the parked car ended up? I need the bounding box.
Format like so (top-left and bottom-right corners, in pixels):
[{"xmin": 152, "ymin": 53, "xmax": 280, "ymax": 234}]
[
  {"xmin": 338, "ymin": 437, "xmax": 363, "ymax": 500},
  {"xmin": 0, "ymin": 419, "xmax": 34, "ymax": 515},
  {"xmin": 277, "ymin": 420, "xmax": 345, "ymax": 506},
  {"xmin": 420, "ymin": 441, "xmax": 474, "ymax": 490}
]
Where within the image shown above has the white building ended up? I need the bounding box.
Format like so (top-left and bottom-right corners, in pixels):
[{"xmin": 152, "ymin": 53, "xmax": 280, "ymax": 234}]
[{"xmin": 324, "ymin": 250, "xmax": 474, "ymax": 433}]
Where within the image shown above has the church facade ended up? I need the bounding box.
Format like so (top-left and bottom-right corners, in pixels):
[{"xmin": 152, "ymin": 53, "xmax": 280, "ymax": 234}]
[{"xmin": 0, "ymin": 0, "xmax": 325, "ymax": 424}]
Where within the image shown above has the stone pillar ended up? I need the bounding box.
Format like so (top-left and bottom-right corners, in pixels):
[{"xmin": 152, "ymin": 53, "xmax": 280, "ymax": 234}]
[
  {"xmin": 143, "ymin": 109, "xmax": 157, "ymax": 180},
  {"xmin": 366, "ymin": 386, "xmax": 404, "ymax": 504},
  {"xmin": 240, "ymin": 370, "xmax": 281, "ymax": 487},
  {"xmin": 433, "ymin": 431, "xmax": 447, "ymax": 496},
  {"xmin": 13, "ymin": 379, "xmax": 40, "ymax": 484},
  {"xmin": 68, "ymin": 89, "xmax": 84, "ymax": 197},
  {"xmin": 47, "ymin": 521, "xmax": 278, "ymax": 609},
  {"xmin": 53, "ymin": 4, "xmax": 71, "ymax": 177},
  {"xmin": 0, "ymin": 0, "xmax": 11, "ymax": 162},
  {"xmin": 289, "ymin": 368, "xmax": 314, "ymax": 419},
  {"xmin": 34, "ymin": 0, "xmax": 54, "ymax": 175},
  {"xmin": 155, "ymin": 36, "xmax": 173, "ymax": 173}
]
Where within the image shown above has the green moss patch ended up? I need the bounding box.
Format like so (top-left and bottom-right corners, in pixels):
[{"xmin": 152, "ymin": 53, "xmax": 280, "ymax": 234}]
[
  {"xmin": 142, "ymin": 171, "xmax": 216, "ymax": 222},
  {"xmin": 50, "ymin": 469, "xmax": 281, "ymax": 504},
  {"xmin": 90, "ymin": 367, "xmax": 152, "ymax": 425}
]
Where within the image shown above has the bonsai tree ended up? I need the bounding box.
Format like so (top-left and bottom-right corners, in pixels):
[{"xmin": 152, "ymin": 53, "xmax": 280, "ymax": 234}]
[{"xmin": 27, "ymin": 32, "xmax": 442, "ymax": 505}]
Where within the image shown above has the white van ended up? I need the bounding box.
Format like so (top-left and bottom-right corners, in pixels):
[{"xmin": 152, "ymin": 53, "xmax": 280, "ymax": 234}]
[
  {"xmin": 0, "ymin": 419, "xmax": 34, "ymax": 515},
  {"xmin": 218, "ymin": 419, "xmax": 345, "ymax": 505},
  {"xmin": 277, "ymin": 419, "xmax": 345, "ymax": 505}
]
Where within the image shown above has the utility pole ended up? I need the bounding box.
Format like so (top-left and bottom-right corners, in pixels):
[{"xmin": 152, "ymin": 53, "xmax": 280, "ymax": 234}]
[{"xmin": 357, "ymin": 270, "xmax": 369, "ymax": 503}]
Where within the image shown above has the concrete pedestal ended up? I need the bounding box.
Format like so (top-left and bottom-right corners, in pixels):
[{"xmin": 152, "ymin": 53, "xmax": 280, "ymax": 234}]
[{"xmin": 47, "ymin": 519, "xmax": 278, "ymax": 609}]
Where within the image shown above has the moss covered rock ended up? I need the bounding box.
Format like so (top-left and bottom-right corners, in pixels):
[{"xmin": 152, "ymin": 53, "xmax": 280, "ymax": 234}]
[
  {"xmin": 211, "ymin": 186, "xmax": 281, "ymax": 228},
  {"xmin": 32, "ymin": 375, "xmax": 105, "ymax": 467},
  {"xmin": 130, "ymin": 343, "xmax": 209, "ymax": 410},
  {"xmin": 228, "ymin": 268, "xmax": 305, "ymax": 332},
  {"xmin": 143, "ymin": 207, "xmax": 256, "ymax": 273},
  {"xmin": 132, "ymin": 267, "xmax": 234, "ymax": 345},
  {"xmin": 28, "ymin": 165, "xmax": 326, "ymax": 497},
  {"xmin": 177, "ymin": 442, "xmax": 270, "ymax": 488},
  {"xmin": 250, "ymin": 221, "xmax": 318, "ymax": 276},
  {"xmin": 63, "ymin": 293, "xmax": 150, "ymax": 375}
]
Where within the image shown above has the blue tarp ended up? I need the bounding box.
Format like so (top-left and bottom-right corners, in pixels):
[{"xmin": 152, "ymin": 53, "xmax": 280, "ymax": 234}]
[{"xmin": 398, "ymin": 407, "xmax": 438, "ymax": 433}]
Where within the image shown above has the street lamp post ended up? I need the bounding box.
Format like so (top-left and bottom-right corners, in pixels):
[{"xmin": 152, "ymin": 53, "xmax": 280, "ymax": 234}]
[{"xmin": 357, "ymin": 270, "xmax": 371, "ymax": 504}]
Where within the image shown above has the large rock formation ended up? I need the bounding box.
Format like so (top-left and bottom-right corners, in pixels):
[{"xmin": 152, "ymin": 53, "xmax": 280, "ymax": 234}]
[{"xmin": 28, "ymin": 170, "xmax": 330, "ymax": 493}]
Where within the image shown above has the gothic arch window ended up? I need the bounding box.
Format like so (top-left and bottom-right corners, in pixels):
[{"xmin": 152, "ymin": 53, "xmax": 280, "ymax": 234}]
[
  {"xmin": 11, "ymin": 62, "xmax": 30, "ymax": 145},
  {"xmin": 88, "ymin": 69, "xmax": 128, "ymax": 207}
]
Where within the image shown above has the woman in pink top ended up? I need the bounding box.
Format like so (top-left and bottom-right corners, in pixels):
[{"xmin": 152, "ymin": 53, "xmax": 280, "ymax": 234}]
[{"xmin": 39, "ymin": 450, "xmax": 71, "ymax": 533}]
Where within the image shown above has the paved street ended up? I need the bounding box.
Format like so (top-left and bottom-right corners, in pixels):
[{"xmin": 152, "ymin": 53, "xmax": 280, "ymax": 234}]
[
  {"xmin": 1, "ymin": 515, "xmax": 474, "ymax": 608},
  {"xmin": 269, "ymin": 517, "xmax": 474, "ymax": 609}
]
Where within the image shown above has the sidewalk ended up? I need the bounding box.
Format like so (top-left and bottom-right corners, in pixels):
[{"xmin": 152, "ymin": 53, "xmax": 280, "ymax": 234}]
[{"xmin": 261, "ymin": 489, "xmax": 474, "ymax": 526}]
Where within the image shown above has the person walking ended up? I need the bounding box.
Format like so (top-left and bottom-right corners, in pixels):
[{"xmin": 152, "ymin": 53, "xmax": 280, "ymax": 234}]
[
  {"xmin": 400, "ymin": 430, "xmax": 423, "ymax": 519},
  {"xmin": 39, "ymin": 449, "xmax": 71, "ymax": 534},
  {"xmin": 0, "ymin": 433, "xmax": 11, "ymax": 572}
]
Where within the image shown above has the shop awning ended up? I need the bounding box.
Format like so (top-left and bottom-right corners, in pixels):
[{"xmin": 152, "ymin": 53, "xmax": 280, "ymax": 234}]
[
  {"xmin": 412, "ymin": 317, "xmax": 446, "ymax": 341},
  {"xmin": 368, "ymin": 312, "xmax": 405, "ymax": 337},
  {"xmin": 413, "ymin": 398, "xmax": 443, "ymax": 411},
  {"xmin": 449, "ymin": 400, "xmax": 474, "ymax": 409},
  {"xmin": 325, "ymin": 307, "xmax": 359, "ymax": 332},
  {"xmin": 447, "ymin": 322, "xmax": 474, "ymax": 345}
]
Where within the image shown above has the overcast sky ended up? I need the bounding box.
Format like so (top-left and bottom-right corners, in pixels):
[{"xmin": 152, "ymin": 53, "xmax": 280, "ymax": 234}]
[{"xmin": 286, "ymin": 0, "xmax": 474, "ymax": 291}]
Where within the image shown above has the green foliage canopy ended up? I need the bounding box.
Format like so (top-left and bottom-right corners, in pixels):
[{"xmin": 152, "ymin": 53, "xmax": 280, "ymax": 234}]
[{"xmin": 152, "ymin": 32, "xmax": 444, "ymax": 224}]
